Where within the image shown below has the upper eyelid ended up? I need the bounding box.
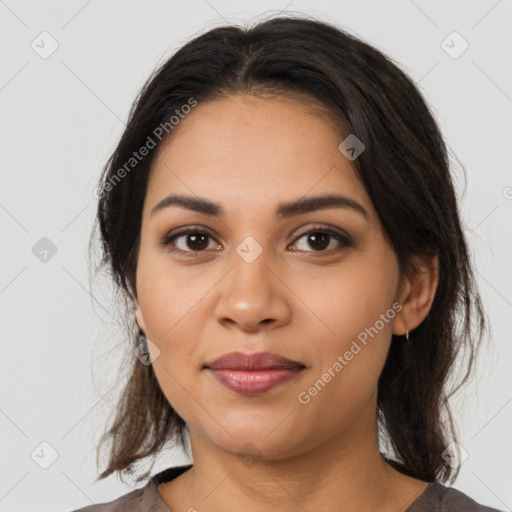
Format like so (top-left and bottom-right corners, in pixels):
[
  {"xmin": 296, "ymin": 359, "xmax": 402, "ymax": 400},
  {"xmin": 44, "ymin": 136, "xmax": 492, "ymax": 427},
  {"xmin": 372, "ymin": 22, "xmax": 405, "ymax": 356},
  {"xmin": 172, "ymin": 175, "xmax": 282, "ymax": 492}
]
[
  {"xmin": 162, "ymin": 224, "xmax": 352, "ymax": 247},
  {"xmin": 164, "ymin": 223, "xmax": 349, "ymax": 237}
]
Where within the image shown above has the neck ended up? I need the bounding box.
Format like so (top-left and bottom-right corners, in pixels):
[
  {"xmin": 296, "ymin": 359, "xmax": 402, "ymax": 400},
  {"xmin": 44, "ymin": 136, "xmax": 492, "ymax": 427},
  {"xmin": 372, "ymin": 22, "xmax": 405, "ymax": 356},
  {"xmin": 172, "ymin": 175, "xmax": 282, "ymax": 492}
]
[{"xmin": 164, "ymin": 406, "xmax": 428, "ymax": 512}]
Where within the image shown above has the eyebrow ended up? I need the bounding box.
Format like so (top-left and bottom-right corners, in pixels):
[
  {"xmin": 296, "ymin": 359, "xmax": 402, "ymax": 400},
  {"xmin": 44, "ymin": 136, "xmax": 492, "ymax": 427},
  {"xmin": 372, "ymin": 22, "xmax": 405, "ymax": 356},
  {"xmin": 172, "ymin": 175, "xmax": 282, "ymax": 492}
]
[{"xmin": 150, "ymin": 193, "xmax": 369, "ymax": 221}]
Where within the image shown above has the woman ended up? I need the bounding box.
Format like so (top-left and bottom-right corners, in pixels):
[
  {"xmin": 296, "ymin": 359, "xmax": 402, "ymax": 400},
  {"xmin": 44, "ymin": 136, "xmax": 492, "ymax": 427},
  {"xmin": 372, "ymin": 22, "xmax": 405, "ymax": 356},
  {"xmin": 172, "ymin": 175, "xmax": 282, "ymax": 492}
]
[{"xmin": 74, "ymin": 15, "xmax": 503, "ymax": 512}]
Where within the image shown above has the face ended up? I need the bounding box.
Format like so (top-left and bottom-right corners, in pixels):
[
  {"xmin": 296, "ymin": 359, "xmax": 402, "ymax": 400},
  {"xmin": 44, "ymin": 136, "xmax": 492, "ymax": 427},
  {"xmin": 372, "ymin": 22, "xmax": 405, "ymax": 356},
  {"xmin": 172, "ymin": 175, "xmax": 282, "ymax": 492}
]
[{"xmin": 135, "ymin": 94, "xmax": 411, "ymax": 461}]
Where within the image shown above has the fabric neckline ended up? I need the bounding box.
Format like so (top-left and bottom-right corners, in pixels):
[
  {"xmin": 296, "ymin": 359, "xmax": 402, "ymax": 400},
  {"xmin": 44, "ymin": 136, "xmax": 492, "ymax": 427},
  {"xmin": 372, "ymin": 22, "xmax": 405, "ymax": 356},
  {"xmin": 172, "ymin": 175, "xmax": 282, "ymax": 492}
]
[
  {"xmin": 148, "ymin": 465, "xmax": 436, "ymax": 512},
  {"xmin": 405, "ymin": 481, "xmax": 438, "ymax": 511}
]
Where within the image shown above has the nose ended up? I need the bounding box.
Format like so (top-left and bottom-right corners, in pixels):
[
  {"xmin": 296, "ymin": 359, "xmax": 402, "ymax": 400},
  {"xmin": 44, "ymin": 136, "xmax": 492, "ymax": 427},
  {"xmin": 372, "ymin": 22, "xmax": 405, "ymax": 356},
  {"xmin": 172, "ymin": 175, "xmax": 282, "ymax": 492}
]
[{"xmin": 213, "ymin": 248, "xmax": 292, "ymax": 333}]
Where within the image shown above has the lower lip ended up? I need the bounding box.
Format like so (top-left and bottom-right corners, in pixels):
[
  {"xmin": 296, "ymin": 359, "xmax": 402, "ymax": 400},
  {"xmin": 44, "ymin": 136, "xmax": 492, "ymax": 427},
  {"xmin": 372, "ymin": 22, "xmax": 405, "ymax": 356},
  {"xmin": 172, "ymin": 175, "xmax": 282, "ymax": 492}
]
[{"xmin": 207, "ymin": 367, "xmax": 304, "ymax": 395}]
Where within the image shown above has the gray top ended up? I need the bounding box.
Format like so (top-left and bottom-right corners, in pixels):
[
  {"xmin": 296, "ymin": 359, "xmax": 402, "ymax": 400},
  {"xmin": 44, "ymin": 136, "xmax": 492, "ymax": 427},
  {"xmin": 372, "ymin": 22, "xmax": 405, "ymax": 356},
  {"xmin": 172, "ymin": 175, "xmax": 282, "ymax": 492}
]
[{"xmin": 70, "ymin": 464, "xmax": 505, "ymax": 512}]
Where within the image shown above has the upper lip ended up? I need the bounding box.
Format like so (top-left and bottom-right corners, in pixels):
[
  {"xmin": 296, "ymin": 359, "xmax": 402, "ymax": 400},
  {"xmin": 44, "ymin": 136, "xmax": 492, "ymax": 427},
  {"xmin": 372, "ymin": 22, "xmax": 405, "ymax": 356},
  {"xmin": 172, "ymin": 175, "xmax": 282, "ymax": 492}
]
[{"xmin": 204, "ymin": 351, "xmax": 305, "ymax": 371}]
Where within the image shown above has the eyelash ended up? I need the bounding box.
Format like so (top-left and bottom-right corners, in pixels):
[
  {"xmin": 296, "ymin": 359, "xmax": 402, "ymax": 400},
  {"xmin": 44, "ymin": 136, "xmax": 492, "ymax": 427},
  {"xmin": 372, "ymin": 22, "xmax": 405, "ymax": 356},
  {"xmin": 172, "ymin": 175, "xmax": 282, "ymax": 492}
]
[{"xmin": 158, "ymin": 224, "xmax": 353, "ymax": 256}]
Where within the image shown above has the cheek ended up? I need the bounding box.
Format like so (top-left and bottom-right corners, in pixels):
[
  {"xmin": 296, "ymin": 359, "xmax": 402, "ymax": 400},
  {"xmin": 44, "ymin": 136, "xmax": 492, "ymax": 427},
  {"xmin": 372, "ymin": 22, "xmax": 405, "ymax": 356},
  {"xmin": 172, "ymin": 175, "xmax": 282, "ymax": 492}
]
[
  {"xmin": 136, "ymin": 278, "xmax": 201, "ymax": 386},
  {"xmin": 136, "ymin": 244, "xmax": 204, "ymax": 339},
  {"xmin": 303, "ymin": 250, "xmax": 399, "ymax": 382},
  {"xmin": 295, "ymin": 282, "xmax": 397, "ymax": 437},
  {"xmin": 137, "ymin": 270, "xmax": 203, "ymax": 421}
]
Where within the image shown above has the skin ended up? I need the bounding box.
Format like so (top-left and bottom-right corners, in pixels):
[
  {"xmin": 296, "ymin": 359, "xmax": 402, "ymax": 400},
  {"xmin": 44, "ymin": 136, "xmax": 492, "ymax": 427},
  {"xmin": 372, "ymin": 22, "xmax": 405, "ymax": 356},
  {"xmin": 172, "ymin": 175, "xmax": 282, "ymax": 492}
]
[{"xmin": 134, "ymin": 94, "xmax": 439, "ymax": 512}]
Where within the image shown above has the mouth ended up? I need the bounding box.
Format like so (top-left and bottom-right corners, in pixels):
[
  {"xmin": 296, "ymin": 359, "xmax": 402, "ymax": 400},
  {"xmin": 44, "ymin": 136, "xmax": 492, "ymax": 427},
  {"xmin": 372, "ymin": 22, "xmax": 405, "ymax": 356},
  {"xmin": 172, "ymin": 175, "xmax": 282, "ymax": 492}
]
[
  {"xmin": 203, "ymin": 351, "xmax": 305, "ymax": 371},
  {"xmin": 203, "ymin": 351, "xmax": 306, "ymax": 395}
]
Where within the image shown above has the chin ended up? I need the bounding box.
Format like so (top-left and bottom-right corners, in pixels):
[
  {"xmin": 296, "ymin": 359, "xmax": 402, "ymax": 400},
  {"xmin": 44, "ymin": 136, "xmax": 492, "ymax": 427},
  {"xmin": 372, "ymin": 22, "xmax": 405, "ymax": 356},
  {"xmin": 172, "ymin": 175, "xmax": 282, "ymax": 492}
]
[{"xmin": 200, "ymin": 421, "xmax": 310, "ymax": 462}]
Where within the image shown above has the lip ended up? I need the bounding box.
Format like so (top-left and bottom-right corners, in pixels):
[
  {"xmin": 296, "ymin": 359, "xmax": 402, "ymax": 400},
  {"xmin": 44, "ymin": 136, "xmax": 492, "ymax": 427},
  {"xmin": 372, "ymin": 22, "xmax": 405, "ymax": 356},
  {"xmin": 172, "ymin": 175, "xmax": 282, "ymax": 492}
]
[
  {"xmin": 207, "ymin": 368, "xmax": 304, "ymax": 395},
  {"xmin": 203, "ymin": 351, "xmax": 306, "ymax": 396},
  {"xmin": 204, "ymin": 351, "xmax": 305, "ymax": 371}
]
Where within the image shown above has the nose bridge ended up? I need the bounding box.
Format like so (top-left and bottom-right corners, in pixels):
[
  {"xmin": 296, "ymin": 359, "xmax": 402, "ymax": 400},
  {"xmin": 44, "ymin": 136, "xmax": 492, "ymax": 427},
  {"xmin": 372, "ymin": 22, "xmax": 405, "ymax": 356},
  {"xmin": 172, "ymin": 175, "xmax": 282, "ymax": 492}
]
[
  {"xmin": 214, "ymin": 236, "xmax": 290, "ymax": 330},
  {"xmin": 230, "ymin": 239, "xmax": 274, "ymax": 309},
  {"xmin": 233, "ymin": 238, "xmax": 272, "ymax": 299}
]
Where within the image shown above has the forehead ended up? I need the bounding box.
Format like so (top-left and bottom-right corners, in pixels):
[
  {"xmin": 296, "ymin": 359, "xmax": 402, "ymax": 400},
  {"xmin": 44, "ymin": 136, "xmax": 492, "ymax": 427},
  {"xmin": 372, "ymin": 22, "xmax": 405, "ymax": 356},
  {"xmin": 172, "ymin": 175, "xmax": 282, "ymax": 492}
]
[{"xmin": 144, "ymin": 94, "xmax": 373, "ymax": 220}]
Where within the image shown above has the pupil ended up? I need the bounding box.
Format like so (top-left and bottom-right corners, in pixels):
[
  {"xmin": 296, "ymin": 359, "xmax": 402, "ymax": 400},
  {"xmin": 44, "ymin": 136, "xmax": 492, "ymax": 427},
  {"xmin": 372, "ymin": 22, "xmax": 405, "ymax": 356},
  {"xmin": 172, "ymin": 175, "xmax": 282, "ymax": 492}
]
[
  {"xmin": 188, "ymin": 233, "xmax": 208, "ymax": 250},
  {"xmin": 309, "ymin": 233, "xmax": 329, "ymax": 250}
]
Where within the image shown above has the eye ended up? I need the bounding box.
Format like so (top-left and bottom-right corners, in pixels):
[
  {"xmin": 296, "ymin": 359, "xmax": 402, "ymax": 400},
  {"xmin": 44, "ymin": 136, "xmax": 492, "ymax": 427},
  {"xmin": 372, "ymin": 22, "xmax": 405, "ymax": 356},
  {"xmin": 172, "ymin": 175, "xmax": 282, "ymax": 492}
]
[
  {"xmin": 159, "ymin": 227, "xmax": 220, "ymax": 255},
  {"xmin": 290, "ymin": 225, "xmax": 353, "ymax": 254},
  {"xmin": 159, "ymin": 224, "xmax": 353, "ymax": 256}
]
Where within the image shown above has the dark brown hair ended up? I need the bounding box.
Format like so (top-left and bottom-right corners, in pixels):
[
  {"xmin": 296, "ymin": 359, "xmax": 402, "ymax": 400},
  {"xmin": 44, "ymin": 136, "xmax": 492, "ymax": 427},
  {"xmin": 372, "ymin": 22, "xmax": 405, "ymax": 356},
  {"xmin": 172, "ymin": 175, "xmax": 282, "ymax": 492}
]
[{"xmin": 88, "ymin": 14, "xmax": 487, "ymax": 485}]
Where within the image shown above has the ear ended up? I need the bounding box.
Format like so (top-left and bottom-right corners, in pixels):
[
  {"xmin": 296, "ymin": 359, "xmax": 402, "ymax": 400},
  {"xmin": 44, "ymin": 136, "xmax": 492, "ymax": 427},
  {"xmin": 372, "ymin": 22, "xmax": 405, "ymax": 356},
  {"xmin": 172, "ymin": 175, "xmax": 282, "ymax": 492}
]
[
  {"xmin": 134, "ymin": 299, "xmax": 146, "ymax": 335},
  {"xmin": 392, "ymin": 253, "xmax": 439, "ymax": 337}
]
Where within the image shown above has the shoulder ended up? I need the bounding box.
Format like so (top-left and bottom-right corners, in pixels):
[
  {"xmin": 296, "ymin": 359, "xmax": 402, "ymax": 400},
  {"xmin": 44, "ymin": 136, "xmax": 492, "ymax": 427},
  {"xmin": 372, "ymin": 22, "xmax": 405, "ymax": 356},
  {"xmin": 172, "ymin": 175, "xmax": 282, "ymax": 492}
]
[
  {"xmin": 409, "ymin": 481, "xmax": 506, "ymax": 512},
  {"xmin": 68, "ymin": 481, "xmax": 165, "ymax": 512},
  {"xmin": 67, "ymin": 464, "xmax": 193, "ymax": 512}
]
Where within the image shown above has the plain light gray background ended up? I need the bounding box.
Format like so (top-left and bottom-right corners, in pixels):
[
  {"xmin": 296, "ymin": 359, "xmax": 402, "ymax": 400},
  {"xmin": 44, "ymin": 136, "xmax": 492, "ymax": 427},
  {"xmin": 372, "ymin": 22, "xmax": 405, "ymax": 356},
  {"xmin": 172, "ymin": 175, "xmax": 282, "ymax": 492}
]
[{"xmin": 1, "ymin": 1, "xmax": 511, "ymax": 511}]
